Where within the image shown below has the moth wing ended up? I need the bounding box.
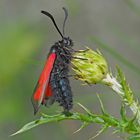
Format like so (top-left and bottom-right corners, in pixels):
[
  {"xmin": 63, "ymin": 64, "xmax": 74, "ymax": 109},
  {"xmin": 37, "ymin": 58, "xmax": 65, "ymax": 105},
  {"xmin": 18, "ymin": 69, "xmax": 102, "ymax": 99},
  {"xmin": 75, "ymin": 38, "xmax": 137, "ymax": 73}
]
[{"xmin": 31, "ymin": 52, "xmax": 56, "ymax": 114}]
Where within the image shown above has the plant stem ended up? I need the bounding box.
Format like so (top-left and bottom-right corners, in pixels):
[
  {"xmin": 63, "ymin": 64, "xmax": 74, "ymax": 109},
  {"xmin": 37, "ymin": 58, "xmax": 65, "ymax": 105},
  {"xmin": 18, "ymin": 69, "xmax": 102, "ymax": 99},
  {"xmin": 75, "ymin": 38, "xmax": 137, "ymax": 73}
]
[{"xmin": 102, "ymin": 73, "xmax": 140, "ymax": 125}]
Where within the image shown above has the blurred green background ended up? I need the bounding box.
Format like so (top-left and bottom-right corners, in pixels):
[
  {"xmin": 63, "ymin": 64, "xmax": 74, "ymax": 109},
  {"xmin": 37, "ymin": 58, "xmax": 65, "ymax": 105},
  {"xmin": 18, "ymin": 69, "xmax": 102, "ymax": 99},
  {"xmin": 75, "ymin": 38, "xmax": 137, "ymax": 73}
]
[{"xmin": 0, "ymin": 0, "xmax": 140, "ymax": 140}]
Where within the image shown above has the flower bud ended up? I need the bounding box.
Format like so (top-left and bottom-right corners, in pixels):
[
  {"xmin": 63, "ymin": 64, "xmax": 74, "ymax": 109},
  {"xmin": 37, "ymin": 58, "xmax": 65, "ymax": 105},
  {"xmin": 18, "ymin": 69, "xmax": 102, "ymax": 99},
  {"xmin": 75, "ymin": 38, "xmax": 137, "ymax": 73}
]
[{"xmin": 71, "ymin": 47, "xmax": 108, "ymax": 84}]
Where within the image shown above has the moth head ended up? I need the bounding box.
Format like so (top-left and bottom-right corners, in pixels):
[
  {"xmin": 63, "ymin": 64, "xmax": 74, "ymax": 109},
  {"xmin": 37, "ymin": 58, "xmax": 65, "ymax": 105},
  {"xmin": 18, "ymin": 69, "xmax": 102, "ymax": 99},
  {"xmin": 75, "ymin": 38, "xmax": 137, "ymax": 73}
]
[{"xmin": 62, "ymin": 37, "xmax": 73, "ymax": 47}]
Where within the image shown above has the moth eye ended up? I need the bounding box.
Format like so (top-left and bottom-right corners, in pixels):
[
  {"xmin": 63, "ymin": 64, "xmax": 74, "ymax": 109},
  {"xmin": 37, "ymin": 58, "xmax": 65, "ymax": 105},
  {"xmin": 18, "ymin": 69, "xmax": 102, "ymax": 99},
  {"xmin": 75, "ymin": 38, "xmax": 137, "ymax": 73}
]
[
  {"xmin": 67, "ymin": 40, "xmax": 71, "ymax": 46},
  {"xmin": 64, "ymin": 39, "xmax": 67, "ymax": 44}
]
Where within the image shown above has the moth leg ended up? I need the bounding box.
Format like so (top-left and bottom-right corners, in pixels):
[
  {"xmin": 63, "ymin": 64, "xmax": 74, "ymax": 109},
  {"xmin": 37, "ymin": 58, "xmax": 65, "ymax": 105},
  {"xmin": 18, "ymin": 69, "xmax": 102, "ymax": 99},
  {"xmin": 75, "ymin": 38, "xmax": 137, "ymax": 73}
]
[
  {"xmin": 73, "ymin": 48, "xmax": 89, "ymax": 53},
  {"xmin": 57, "ymin": 74, "xmax": 75, "ymax": 79},
  {"xmin": 62, "ymin": 111, "xmax": 73, "ymax": 116},
  {"xmin": 44, "ymin": 96, "xmax": 55, "ymax": 107},
  {"xmin": 60, "ymin": 53, "xmax": 88, "ymax": 60},
  {"xmin": 64, "ymin": 47, "xmax": 89, "ymax": 52},
  {"xmin": 64, "ymin": 47, "xmax": 89, "ymax": 53},
  {"xmin": 72, "ymin": 56, "xmax": 88, "ymax": 60}
]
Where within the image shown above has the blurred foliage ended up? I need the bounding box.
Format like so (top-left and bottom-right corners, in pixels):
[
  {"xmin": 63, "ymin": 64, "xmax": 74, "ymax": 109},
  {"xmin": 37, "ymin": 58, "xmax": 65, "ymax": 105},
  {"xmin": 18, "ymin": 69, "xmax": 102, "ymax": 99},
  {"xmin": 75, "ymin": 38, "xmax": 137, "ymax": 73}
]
[
  {"xmin": 0, "ymin": 23, "xmax": 43, "ymax": 86},
  {"xmin": 123, "ymin": 0, "xmax": 140, "ymax": 15},
  {"xmin": 0, "ymin": 21, "xmax": 45, "ymax": 131},
  {"xmin": 90, "ymin": 37, "xmax": 140, "ymax": 75},
  {"xmin": 0, "ymin": 0, "xmax": 140, "ymax": 140},
  {"xmin": 108, "ymin": 24, "xmax": 140, "ymax": 51},
  {"xmin": 64, "ymin": 0, "xmax": 79, "ymax": 15}
]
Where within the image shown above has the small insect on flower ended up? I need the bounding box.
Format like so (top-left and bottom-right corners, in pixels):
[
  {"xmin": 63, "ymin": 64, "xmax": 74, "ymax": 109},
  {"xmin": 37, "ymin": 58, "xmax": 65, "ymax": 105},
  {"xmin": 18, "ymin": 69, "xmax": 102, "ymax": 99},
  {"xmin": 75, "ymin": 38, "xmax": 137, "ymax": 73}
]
[{"xmin": 31, "ymin": 8, "xmax": 74, "ymax": 115}]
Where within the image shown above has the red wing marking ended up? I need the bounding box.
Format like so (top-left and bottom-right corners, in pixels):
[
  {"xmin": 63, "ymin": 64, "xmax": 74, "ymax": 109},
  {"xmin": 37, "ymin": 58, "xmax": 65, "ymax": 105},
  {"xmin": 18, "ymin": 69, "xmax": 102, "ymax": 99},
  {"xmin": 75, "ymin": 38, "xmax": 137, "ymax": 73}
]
[
  {"xmin": 45, "ymin": 83, "xmax": 52, "ymax": 97},
  {"xmin": 31, "ymin": 52, "xmax": 56, "ymax": 114}
]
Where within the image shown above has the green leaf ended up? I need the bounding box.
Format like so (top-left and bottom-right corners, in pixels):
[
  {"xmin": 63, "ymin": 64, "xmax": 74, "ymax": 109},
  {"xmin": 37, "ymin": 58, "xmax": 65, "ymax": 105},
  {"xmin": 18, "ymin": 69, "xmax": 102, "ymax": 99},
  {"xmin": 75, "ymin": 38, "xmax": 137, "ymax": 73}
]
[
  {"xmin": 11, "ymin": 111, "xmax": 106, "ymax": 136},
  {"xmin": 89, "ymin": 124, "xmax": 108, "ymax": 140},
  {"xmin": 77, "ymin": 102, "xmax": 93, "ymax": 116},
  {"xmin": 11, "ymin": 118, "xmax": 42, "ymax": 136},
  {"xmin": 116, "ymin": 66, "xmax": 134, "ymax": 105},
  {"xmin": 96, "ymin": 94, "xmax": 108, "ymax": 116},
  {"xmin": 73, "ymin": 122, "xmax": 89, "ymax": 134},
  {"xmin": 11, "ymin": 114, "xmax": 66, "ymax": 136},
  {"xmin": 123, "ymin": 0, "xmax": 140, "ymax": 15},
  {"xmin": 120, "ymin": 104, "xmax": 127, "ymax": 122},
  {"xmin": 11, "ymin": 102, "xmax": 139, "ymax": 138}
]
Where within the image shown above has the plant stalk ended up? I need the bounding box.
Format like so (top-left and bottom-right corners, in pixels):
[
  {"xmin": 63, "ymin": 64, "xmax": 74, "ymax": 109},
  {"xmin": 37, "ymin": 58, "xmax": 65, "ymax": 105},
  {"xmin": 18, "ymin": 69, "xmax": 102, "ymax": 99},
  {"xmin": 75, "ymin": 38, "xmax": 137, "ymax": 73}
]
[{"xmin": 102, "ymin": 73, "xmax": 140, "ymax": 125}]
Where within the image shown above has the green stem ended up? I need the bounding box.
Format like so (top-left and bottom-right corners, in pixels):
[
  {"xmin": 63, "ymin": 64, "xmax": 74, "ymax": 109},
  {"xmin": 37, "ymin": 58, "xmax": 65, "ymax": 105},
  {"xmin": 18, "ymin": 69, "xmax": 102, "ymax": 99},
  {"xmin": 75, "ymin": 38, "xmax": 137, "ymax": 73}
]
[{"xmin": 102, "ymin": 73, "xmax": 140, "ymax": 125}]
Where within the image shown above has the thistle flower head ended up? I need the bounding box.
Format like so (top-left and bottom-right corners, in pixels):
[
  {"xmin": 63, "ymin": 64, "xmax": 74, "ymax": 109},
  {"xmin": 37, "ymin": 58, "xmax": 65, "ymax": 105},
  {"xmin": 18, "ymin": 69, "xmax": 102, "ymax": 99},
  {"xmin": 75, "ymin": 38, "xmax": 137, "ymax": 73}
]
[{"xmin": 71, "ymin": 47, "xmax": 108, "ymax": 84}]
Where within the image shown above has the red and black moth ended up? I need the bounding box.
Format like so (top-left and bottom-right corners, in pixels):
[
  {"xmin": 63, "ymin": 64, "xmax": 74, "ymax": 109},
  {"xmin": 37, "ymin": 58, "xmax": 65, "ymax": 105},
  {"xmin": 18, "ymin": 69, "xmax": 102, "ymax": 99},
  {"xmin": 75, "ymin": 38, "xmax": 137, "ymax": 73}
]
[{"xmin": 31, "ymin": 8, "xmax": 74, "ymax": 115}]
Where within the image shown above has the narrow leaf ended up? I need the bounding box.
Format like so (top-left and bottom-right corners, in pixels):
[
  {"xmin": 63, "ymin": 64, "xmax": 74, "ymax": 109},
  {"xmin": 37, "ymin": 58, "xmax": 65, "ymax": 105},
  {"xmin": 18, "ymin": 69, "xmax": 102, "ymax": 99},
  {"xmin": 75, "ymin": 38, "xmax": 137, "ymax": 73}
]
[
  {"xmin": 120, "ymin": 104, "xmax": 127, "ymax": 122},
  {"xmin": 89, "ymin": 124, "xmax": 108, "ymax": 140},
  {"xmin": 77, "ymin": 102, "xmax": 93, "ymax": 116},
  {"xmin": 96, "ymin": 94, "xmax": 108, "ymax": 116},
  {"xmin": 73, "ymin": 122, "xmax": 89, "ymax": 134}
]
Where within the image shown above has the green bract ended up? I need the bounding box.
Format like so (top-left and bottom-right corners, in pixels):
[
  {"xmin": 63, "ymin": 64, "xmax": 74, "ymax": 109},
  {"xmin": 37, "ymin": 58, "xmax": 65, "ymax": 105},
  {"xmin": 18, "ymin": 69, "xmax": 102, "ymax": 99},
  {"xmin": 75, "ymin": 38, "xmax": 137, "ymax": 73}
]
[{"xmin": 71, "ymin": 47, "xmax": 108, "ymax": 84}]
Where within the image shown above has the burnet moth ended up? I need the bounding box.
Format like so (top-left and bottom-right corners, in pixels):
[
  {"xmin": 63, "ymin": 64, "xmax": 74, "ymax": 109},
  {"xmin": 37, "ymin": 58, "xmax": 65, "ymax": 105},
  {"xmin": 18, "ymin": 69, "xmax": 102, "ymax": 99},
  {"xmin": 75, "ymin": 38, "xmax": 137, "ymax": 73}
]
[{"xmin": 31, "ymin": 7, "xmax": 73, "ymax": 115}]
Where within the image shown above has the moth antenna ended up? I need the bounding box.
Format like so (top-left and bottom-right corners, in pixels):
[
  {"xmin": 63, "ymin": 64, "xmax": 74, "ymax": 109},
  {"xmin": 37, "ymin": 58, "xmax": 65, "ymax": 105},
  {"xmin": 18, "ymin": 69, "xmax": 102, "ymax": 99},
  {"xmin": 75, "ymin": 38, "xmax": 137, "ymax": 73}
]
[
  {"xmin": 41, "ymin": 10, "xmax": 63, "ymax": 38},
  {"xmin": 62, "ymin": 7, "xmax": 68, "ymax": 36}
]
